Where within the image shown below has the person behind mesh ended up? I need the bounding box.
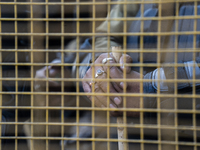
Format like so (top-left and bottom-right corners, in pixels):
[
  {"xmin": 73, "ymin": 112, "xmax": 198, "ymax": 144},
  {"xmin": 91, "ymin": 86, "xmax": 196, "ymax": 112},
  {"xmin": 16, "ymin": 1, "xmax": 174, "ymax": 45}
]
[{"xmin": 73, "ymin": 1, "xmax": 200, "ymax": 150}]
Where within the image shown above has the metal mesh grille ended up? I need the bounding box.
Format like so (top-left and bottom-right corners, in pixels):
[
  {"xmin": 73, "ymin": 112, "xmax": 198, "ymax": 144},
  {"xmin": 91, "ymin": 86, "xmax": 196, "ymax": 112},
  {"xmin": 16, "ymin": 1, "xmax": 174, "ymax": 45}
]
[{"xmin": 1, "ymin": 0, "xmax": 200, "ymax": 150}]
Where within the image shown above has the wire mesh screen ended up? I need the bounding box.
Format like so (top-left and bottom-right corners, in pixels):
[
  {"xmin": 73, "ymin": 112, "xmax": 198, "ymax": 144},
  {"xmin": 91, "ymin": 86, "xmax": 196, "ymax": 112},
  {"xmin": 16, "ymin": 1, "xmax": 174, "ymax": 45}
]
[{"xmin": 1, "ymin": 0, "xmax": 200, "ymax": 150}]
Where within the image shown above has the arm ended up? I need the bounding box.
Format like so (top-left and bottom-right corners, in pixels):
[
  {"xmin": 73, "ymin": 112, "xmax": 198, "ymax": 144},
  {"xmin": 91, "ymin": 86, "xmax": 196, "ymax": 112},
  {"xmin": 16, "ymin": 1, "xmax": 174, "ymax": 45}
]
[
  {"xmin": 143, "ymin": 57, "xmax": 200, "ymax": 108},
  {"xmin": 82, "ymin": 53, "xmax": 200, "ymax": 116}
]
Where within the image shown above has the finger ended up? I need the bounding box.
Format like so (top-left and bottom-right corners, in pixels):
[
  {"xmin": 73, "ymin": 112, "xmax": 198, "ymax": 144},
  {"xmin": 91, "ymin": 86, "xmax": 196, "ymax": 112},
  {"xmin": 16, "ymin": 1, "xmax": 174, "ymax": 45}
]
[
  {"xmin": 119, "ymin": 54, "xmax": 132, "ymax": 74},
  {"xmin": 92, "ymin": 83, "xmax": 112, "ymax": 108},
  {"xmin": 87, "ymin": 65, "xmax": 104, "ymax": 79},
  {"xmin": 82, "ymin": 80, "xmax": 91, "ymax": 93},
  {"xmin": 95, "ymin": 53, "xmax": 115, "ymax": 64},
  {"xmin": 35, "ymin": 66, "xmax": 47, "ymax": 78},
  {"xmin": 89, "ymin": 94, "xmax": 105, "ymax": 108},
  {"xmin": 82, "ymin": 67, "xmax": 96, "ymax": 99},
  {"xmin": 88, "ymin": 65, "xmax": 118, "ymax": 108},
  {"xmin": 96, "ymin": 56, "xmax": 125, "ymax": 92},
  {"xmin": 83, "ymin": 54, "xmax": 119, "ymax": 108},
  {"xmin": 120, "ymin": 54, "xmax": 133, "ymax": 63},
  {"xmin": 119, "ymin": 81, "xmax": 128, "ymax": 91},
  {"xmin": 112, "ymin": 69, "xmax": 141, "ymax": 93},
  {"xmin": 96, "ymin": 72, "xmax": 121, "ymax": 108},
  {"xmin": 97, "ymin": 54, "xmax": 129, "ymax": 92},
  {"xmin": 82, "ymin": 80, "xmax": 104, "ymax": 107},
  {"xmin": 109, "ymin": 66, "xmax": 125, "ymax": 92},
  {"xmin": 126, "ymin": 70, "xmax": 141, "ymax": 93},
  {"xmin": 110, "ymin": 96, "xmax": 140, "ymax": 117},
  {"xmin": 82, "ymin": 73, "xmax": 106, "ymax": 108},
  {"xmin": 98, "ymin": 81, "xmax": 121, "ymax": 108},
  {"xmin": 96, "ymin": 53, "xmax": 117, "ymax": 72}
]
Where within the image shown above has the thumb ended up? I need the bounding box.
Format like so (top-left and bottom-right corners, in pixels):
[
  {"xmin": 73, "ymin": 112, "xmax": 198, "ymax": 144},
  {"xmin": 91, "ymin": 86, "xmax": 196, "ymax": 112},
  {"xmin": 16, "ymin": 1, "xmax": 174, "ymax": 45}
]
[{"xmin": 119, "ymin": 54, "xmax": 132, "ymax": 74}]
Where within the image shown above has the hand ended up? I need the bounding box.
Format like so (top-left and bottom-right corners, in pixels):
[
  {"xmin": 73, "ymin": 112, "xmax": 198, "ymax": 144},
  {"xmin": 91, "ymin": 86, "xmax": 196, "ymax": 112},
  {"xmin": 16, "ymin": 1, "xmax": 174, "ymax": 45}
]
[
  {"xmin": 34, "ymin": 59, "xmax": 62, "ymax": 106},
  {"xmin": 35, "ymin": 59, "xmax": 62, "ymax": 90},
  {"xmin": 82, "ymin": 53, "xmax": 142, "ymax": 117},
  {"xmin": 108, "ymin": 69, "xmax": 141, "ymax": 117},
  {"xmin": 82, "ymin": 53, "xmax": 120, "ymax": 107}
]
